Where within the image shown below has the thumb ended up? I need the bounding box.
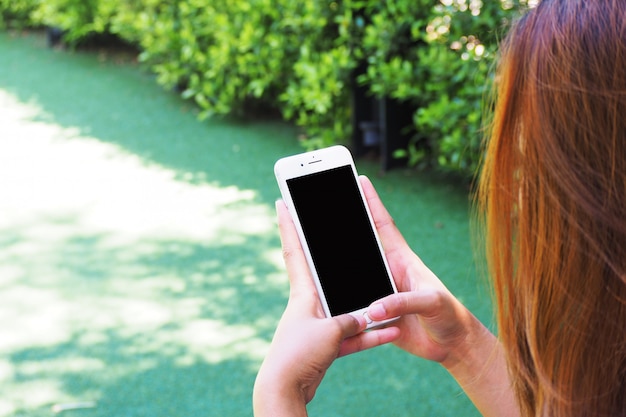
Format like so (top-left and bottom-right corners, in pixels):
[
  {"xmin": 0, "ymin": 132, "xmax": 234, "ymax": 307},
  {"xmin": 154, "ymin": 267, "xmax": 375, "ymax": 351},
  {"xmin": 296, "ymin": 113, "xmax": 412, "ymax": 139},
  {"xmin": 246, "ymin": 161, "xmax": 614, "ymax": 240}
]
[
  {"xmin": 276, "ymin": 200, "xmax": 318, "ymax": 297},
  {"xmin": 332, "ymin": 313, "xmax": 367, "ymax": 339}
]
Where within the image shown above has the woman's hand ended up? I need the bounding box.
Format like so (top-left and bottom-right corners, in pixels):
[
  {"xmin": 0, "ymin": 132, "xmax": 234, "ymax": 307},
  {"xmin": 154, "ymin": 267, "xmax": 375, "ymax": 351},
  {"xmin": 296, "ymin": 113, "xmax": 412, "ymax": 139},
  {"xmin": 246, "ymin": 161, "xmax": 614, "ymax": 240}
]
[
  {"xmin": 253, "ymin": 200, "xmax": 400, "ymax": 417},
  {"xmin": 360, "ymin": 176, "xmax": 518, "ymax": 417},
  {"xmin": 355, "ymin": 176, "xmax": 478, "ymax": 364}
]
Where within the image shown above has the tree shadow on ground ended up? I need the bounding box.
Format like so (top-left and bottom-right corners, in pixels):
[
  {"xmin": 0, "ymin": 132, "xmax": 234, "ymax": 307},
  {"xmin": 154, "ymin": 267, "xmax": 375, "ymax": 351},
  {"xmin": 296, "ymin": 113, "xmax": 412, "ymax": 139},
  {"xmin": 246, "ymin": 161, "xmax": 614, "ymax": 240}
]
[
  {"xmin": 0, "ymin": 215, "xmax": 286, "ymax": 416},
  {"xmin": 10, "ymin": 336, "xmax": 263, "ymax": 417}
]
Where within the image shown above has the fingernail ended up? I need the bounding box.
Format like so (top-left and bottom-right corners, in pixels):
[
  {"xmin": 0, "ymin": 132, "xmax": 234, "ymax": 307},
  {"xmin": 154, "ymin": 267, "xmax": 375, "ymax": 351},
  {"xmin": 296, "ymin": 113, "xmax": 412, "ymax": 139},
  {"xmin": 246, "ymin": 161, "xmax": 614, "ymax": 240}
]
[
  {"xmin": 368, "ymin": 303, "xmax": 386, "ymax": 319},
  {"xmin": 356, "ymin": 314, "xmax": 367, "ymax": 329}
]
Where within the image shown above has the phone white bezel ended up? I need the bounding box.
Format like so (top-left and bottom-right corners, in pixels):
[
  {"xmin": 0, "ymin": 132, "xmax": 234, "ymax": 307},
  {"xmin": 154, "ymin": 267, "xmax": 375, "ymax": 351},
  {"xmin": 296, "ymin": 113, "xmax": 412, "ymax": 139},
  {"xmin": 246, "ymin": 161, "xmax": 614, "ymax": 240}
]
[{"xmin": 274, "ymin": 145, "xmax": 398, "ymax": 329}]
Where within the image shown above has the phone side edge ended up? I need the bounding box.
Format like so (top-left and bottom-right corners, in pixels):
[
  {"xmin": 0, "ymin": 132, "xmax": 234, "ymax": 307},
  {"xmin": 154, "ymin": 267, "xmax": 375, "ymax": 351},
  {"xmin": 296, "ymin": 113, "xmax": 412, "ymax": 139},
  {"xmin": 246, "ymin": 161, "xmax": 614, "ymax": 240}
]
[{"xmin": 273, "ymin": 157, "xmax": 335, "ymax": 319}]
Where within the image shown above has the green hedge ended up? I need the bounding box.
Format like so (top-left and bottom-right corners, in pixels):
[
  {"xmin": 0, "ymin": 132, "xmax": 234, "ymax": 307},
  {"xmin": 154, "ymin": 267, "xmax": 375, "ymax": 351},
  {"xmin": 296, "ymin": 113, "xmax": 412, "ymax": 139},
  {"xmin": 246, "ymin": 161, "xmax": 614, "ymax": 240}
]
[
  {"xmin": 1, "ymin": 0, "xmax": 530, "ymax": 179},
  {"xmin": 0, "ymin": 0, "xmax": 38, "ymax": 28}
]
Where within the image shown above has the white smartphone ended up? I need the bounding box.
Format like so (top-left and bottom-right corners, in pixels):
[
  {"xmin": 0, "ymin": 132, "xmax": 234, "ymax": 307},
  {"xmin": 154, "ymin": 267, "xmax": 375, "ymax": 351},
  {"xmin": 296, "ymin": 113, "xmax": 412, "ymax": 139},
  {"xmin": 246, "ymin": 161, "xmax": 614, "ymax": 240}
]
[{"xmin": 274, "ymin": 145, "xmax": 398, "ymax": 329}]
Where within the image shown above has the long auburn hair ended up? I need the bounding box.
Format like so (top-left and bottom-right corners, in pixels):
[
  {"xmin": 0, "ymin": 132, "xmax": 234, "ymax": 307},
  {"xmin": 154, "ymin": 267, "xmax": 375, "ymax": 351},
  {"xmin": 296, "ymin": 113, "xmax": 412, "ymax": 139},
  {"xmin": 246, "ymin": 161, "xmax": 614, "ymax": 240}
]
[{"xmin": 477, "ymin": 1, "xmax": 626, "ymax": 416}]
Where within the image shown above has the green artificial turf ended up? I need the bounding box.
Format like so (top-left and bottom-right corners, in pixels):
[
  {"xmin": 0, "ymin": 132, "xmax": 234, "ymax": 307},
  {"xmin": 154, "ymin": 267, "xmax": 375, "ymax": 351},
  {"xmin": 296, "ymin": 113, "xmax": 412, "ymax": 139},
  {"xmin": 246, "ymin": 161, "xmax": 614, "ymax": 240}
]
[{"xmin": 0, "ymin": 31, "xmax": 491, "ymax": 417}]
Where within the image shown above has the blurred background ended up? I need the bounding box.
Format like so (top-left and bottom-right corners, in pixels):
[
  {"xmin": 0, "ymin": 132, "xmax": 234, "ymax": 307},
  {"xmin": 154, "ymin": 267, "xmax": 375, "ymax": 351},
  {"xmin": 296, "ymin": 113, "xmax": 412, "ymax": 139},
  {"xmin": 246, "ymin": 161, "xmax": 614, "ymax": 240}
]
[{"xmin": 0, "ymin": 1, "xmax": 534, "ymax": 416}]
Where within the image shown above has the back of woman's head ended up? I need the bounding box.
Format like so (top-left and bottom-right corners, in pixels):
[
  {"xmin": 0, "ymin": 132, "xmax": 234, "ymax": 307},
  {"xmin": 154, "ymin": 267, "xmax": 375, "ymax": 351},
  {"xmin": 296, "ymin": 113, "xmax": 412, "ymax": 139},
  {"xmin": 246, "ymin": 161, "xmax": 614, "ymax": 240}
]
[{"xmin": 478, "ymin": 1, "xmax": 626, "ymax": 416}]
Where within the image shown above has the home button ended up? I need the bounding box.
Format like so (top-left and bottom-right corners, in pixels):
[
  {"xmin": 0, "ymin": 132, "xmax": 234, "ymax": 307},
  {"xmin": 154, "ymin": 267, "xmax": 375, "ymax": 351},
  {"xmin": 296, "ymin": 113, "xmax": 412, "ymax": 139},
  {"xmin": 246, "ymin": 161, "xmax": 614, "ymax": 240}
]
[{"xmin": 363, "ymin": 312, "xmax": 373, "ymax": 325}]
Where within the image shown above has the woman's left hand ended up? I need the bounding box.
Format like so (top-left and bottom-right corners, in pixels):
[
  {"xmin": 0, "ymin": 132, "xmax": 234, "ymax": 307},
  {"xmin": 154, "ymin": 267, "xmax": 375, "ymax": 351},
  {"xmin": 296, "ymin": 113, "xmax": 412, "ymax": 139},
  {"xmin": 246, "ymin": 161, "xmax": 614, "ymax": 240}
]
[{"xmin": 253, "ymin": 200, "xmax": 400, "ymax": 417}]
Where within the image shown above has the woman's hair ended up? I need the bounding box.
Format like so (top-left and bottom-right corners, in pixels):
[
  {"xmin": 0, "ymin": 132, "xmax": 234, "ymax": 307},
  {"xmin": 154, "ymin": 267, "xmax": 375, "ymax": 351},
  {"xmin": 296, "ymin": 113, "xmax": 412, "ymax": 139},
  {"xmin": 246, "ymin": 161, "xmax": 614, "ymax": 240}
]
[{"xmin": 477, "ymin": 0, "xmax": 626, "ymax": 415}]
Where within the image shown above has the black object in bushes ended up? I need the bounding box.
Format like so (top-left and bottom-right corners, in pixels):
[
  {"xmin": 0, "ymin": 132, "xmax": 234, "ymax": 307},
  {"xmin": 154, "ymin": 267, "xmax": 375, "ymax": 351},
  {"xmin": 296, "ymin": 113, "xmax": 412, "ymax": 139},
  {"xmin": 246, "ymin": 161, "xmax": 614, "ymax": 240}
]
[{"xmin": 351, "ymin": 66, "xmax": 412, "ymax": 172}]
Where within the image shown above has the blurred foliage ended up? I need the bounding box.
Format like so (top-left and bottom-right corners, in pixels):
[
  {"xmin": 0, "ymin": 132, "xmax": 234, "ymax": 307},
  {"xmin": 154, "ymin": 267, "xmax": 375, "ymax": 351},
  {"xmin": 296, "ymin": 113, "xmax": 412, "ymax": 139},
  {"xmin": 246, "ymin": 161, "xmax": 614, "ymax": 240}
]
[
  {"xmin": 0, "ymin": 0, "xmax": 39, "ymax": 29},
  {"xmin": 0, "ymin": 0, "xmax": 534, "ymax": 179},
  {"xmin": 350, "ymin": 0, "xmax": 530, "ymax": 175}
]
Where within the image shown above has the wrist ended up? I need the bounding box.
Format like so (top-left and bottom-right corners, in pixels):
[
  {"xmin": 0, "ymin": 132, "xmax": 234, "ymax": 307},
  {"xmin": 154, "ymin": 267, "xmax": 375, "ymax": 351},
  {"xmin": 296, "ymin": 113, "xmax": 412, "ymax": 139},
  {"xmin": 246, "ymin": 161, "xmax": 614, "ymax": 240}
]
[
  {"xmin": 439, "ymin": 316, "xmax": 519, "ymax": 417},
  {"xmin": 440, "ymin": 314, "xmax": 496, "ymax": 376},
  {"xmin": 253, "ymin": 365, "xmax": 308, "ymax": 417}
]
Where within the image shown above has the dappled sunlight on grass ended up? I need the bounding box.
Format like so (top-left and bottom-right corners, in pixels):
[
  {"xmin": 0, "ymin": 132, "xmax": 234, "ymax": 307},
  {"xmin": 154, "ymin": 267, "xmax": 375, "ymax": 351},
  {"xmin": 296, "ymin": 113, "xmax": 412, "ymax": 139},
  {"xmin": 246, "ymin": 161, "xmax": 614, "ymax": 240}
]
[
  {"xmin": 0, "ymin": 89, "xmax": 286, "ymax": 416},
  {"xmin": 0, "ymin": 90, "xmax": 273, "ymax": 245},
  {"xmin": 0, "ymin": 31, "xmax": 488, "ymax": 417}
]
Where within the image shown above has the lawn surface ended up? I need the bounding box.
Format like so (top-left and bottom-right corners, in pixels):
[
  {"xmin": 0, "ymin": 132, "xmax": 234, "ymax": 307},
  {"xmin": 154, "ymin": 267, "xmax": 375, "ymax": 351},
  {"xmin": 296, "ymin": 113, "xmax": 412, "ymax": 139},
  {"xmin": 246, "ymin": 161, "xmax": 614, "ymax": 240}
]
[{"xmin": 0, "ymin": 31, "xmax": 490, "ymax": 417}]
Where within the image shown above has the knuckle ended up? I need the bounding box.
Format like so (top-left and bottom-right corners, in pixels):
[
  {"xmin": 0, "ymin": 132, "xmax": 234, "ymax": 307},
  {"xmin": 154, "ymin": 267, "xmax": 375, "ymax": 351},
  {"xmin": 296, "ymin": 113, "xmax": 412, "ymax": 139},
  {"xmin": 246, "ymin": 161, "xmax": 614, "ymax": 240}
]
[
  {"xmin": 281, "ymin": 246, "xmax": 298, "ymax": 261},
  {"xmin": 430, "ymin": 291, "xmax": 447, "ymax": 309}
]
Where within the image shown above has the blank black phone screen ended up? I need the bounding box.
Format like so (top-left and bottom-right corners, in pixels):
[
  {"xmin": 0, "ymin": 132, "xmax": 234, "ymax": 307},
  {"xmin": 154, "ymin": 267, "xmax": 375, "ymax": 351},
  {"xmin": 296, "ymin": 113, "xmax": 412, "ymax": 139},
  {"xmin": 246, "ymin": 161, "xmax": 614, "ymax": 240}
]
[{"xmin": 287, "ymin": 165, "xmax": 394, "ymax": 316}]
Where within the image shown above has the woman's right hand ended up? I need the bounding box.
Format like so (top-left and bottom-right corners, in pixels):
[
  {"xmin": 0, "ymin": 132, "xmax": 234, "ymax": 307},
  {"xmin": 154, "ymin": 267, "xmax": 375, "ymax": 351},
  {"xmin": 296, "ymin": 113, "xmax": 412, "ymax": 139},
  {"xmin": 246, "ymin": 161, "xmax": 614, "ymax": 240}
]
[
  {"xmin": 359, "ymin": 176, "xmax": 484, "ymax": 366},
  {"xmin": 360, "ymin": 176, "xmax": 518, "ymax": 417}
]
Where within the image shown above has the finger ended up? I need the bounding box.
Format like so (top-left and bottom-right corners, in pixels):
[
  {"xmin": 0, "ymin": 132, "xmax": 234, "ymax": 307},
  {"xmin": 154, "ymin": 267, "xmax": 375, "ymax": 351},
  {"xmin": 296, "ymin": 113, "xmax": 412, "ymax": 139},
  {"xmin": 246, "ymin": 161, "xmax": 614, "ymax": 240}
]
[
  {"xmin": 332, "ymin": 313, "xmax": 400, "ymax": 357},
  {"xmin": 333, "ymin": 313, "xmax": 367, "ymax": 339},
  {"xmin": 359, "ymin": 176, "xmax": 410, "ymax": 257},
  {"xmin": 338, "ymin": 326, "xmax": 401, "ymax": 357},
  {"xmin": 367, "ymin": 289, "xmax": 449, "ymax": 321},
  {"xmin": 276, "ymin": 200, "xmax": 317, "ymax": 296}
]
